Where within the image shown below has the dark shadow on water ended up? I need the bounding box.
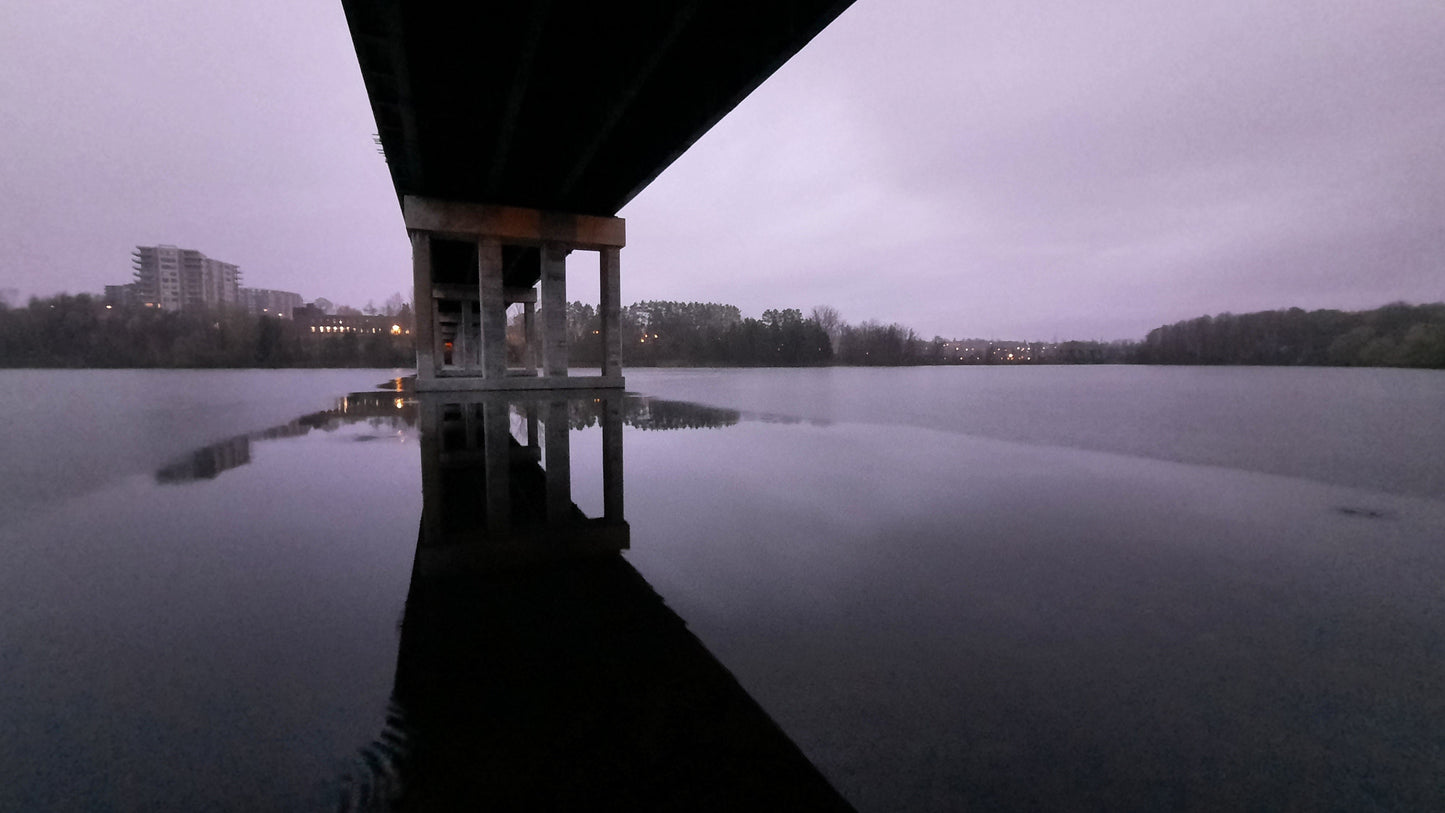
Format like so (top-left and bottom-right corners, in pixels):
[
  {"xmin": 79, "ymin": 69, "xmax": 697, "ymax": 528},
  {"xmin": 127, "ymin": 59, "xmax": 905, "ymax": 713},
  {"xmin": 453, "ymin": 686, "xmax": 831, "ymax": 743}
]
[
  {"xmin": 145, "ymin": 388, "xmax": 838, "ymax": 808},
  {"xmin": 319, "ymin": 390, "xmax": 852, "ymax": 811}
]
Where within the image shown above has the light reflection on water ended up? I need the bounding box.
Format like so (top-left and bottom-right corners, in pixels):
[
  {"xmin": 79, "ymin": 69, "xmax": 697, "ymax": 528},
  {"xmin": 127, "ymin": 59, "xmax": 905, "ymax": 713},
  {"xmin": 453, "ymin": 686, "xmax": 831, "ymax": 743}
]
[{"xmin": 0, "ymin": 369, "xmax": 1442, "ymax": 811}]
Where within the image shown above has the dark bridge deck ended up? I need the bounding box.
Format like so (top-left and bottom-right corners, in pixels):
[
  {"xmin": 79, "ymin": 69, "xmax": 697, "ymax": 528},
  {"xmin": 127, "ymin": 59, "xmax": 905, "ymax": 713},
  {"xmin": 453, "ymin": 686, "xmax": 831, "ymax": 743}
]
[
  {"xmin": 341, "ymin": 1, "xmax": 855, "ymax": 389},
  {"xmin": 342, "ymin": 0, "xmax": 855, "ymax": 217}
]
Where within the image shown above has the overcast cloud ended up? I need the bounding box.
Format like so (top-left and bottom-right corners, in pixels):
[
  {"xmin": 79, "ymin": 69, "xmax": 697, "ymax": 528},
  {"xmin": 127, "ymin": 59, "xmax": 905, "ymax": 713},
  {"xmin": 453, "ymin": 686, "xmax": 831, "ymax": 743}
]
[{"xmin": 3, "ymin": 0, "xmax": 1442, "ymax": 339}]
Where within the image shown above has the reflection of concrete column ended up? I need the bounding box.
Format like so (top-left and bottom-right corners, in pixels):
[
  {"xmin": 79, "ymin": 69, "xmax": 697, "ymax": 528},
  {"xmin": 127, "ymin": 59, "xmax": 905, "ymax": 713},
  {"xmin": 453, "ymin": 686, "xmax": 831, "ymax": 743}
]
[
  {"xmin": 525, "ymin": 402, "xmax": 539, "ymax": 450},
  {"xmin": 541, "ymin": 244, "xmax": 568, "ymax": 378},
  {"xmin": 603, "ymin": 394, "xmax": 624, "ymax": 521},
  {"xmin": 544, "ymin": 399, "xmax": 571, "ymax": 524},
  {"xmin": 479, "ymin": 238, "xmax": 506, "ymax": 379},
  {"xmin": 483, "ymin": 399, "xmax": 511, "ymax": 536},
  {"xmin": 462, "ymin": 402, "xmax": 480, "ymax": 448},
  {"xmin": 523, "ymin": 300, "xmax": 538, "ymax": 373},
  {"xmin": 600, "ymin": 247, "xmax": 622, "ymax": 378},
  {"xmin": 418, "ymin": 398, "xmax": 443, "ymax": 542},
  {"xmin": 410, "ymin": 231, "xmax": 436, "ymax": 381}
]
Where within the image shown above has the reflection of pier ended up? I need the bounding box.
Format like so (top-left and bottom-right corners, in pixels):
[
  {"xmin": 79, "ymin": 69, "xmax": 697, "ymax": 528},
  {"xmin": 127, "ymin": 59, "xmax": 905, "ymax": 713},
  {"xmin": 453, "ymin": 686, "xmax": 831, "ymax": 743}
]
[
  {"xmin": 339, "ymin": 390, "xmax": 853, "ymax": 810},
  {"xmin": 152, "ymin": 385, "xmax": 740, "ymax": 486},
  {"xmin": 416, "ymin": 391, "xmax": 626, "ymax": 568}
]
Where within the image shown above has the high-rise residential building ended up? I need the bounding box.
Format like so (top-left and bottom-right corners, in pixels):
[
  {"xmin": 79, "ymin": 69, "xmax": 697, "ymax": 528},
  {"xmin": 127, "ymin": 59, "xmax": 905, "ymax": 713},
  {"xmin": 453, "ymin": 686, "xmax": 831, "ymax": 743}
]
[{"xmin": 131, "ymin": 245, "xmax": 241, "ymax": 311}]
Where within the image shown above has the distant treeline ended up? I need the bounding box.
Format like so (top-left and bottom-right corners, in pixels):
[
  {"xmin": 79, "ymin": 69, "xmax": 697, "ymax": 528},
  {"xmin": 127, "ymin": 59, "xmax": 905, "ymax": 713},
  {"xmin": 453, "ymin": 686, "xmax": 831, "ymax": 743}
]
[
  {"xmin": 0, "ymin": 294, "xmax": 411, "ymax": 368},
  {"xmin": 5, "ymin": 292, "xmax": 1441, "ymax": 370},
  {"xmin": 560, "ymin": 301, "xmax": 1132, "ymax": 367},
  {"xmin": 1136, "ymin": 302, "xmax": 1445, "ymax": 368},
  {"xmin": 562, "ymin": 302, "xmax": 833, "ymax": 366}
]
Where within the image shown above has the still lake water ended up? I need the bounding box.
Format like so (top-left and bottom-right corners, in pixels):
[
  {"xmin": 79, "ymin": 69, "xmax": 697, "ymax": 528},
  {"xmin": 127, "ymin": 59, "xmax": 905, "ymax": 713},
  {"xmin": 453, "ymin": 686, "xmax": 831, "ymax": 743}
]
[{"xmin": 1, "ymin": 366, "xmax": 1442, "ymax": 810}]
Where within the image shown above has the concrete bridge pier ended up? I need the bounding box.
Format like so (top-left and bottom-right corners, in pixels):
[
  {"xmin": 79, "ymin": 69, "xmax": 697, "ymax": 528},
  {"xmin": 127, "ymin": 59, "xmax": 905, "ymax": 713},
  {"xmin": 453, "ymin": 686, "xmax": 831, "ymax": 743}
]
[{"xmin": 405, "ymin": 195, "xmax": 626, "ymax": 391}]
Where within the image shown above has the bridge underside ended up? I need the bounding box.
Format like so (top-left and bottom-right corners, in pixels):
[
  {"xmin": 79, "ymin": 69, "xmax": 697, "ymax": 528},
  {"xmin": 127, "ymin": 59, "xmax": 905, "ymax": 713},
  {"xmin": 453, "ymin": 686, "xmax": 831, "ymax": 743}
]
[{"xmin": 342, "ymin": 0, "xmax": 855, "ymax": 388}]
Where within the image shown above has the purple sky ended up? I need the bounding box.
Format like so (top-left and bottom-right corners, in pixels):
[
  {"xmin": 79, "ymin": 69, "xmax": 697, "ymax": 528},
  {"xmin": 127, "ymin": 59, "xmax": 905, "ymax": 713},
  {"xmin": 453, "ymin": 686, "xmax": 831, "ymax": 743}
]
[{"xmin": 3, "ymin": 1, "xmax": 1442, "ymax": 340}]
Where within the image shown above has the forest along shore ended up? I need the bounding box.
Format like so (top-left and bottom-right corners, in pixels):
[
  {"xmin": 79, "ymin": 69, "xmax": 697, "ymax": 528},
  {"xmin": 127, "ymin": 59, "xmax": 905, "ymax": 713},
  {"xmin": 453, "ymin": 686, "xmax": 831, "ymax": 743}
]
[{"xmin": 2, "ymin": 293, "xmax": 1441, "ymax": 369}]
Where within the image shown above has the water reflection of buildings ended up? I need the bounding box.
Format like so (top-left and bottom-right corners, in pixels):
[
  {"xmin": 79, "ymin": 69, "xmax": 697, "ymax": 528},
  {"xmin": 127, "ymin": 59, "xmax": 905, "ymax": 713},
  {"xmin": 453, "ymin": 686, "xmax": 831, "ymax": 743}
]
[
  {"xmin": 153, "ymin": 388, "xmax": 740, "ymax": 485},
  {"xmin": 153, "ymin": 391, "xmax": 417, "ymax": 484},
  {"xmin": 155, "ymin": 436, "xmax": 252, "ymax": 483},
  {"xmin": 339, "ymin": 390, "xmax": 851, "ymax": 810}
]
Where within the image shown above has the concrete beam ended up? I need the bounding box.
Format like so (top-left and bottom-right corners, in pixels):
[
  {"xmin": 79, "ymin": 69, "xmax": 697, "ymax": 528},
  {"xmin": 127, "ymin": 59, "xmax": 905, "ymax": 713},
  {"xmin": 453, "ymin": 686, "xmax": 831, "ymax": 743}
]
[
  {"xmin": 415, "ymin": 375, "xmax": 623, "ymax": 392},
  {"xmin": 431, "ymin": 284, "xmax": 537, "ymax": 304},
  {"xmin": 404, "ymin": 196, "xmax": 625, "ymax": 249}
]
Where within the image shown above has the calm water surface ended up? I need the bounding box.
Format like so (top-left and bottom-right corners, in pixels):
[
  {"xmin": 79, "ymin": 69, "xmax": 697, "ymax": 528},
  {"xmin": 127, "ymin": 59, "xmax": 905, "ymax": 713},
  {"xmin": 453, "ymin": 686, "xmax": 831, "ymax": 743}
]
[{"xmin": 1, "ymin": 366, "xmax": 1441, "ymax": 810}]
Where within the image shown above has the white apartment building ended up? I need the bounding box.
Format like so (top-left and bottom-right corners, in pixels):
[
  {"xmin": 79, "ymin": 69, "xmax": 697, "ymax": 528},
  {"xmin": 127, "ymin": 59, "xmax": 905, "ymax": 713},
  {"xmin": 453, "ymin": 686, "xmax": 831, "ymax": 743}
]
[{"xmin": 131, "ymin": 245, "xmax": 241, "ymax": 311}]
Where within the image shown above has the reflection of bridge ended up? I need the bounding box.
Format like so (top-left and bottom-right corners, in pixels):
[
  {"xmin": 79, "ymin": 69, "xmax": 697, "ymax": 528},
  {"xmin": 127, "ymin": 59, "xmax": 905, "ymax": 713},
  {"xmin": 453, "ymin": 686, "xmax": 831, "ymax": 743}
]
[
  {"xmin": 341, "ymin": 1, "xmax": 855, "ymax": 390},
  {"xmin": 338, "ymin": 390, "xmax": 852, "ymax": 808},
  {"xmin": 152, "ymin": 388, "xmax": 740, "ymax": 485},
  {"xmin": 416, "ymin": 391, "xmax": 628, "ymax": 567},
  {"xmin": 146, "ymin": 386, "xmax": 846, "ymax": 804},
  {"xmin": 143, "ymin": 388, "xmax": 846, "ymax": 805}
]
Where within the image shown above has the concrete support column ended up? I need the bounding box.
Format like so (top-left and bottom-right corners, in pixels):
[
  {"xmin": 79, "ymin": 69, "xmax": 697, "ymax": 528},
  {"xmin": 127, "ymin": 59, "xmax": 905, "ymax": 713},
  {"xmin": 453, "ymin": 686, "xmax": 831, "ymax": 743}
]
[
  {"xmin": 478, "ymin": 238, "xmax": 506, "ymax": 379},
  {"xmin": 456, "ymin": 307, "xmax": 471, "ymax": 371},
  {"xmin": 435, "ymin": 315, "xmax": 448, "ymax": 369},
  {"xmin": 541, "ymin": 244, "xmax": 568, "ymax": 378},
  {"xmin": 602, "ymin": 394, "xmax": 624, "ymax": 522},
  {"xmin": 523, "ymin": 301, "xmax": 538, "ymax": 373},
  {"xmin": 544, "ymin": 398, "xmax": 571, "ymax": 524},
  {"xmin": 410, "ymin": 231, "xmax": 436, "ymax": 381},
  {"xmin": 599, "ymin": 247, "xmax": 622, "ymax": 378},
  {"xmin": 482, "ymin": 398, "xmax": 511, "ymax": 536}
]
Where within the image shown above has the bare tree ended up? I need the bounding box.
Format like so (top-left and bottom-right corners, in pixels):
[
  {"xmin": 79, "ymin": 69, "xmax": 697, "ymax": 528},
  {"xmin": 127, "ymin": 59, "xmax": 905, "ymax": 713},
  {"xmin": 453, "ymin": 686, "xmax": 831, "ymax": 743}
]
[{"xmin": 810, "ymin": 305, "xmax": 843, "ymax": 347}]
